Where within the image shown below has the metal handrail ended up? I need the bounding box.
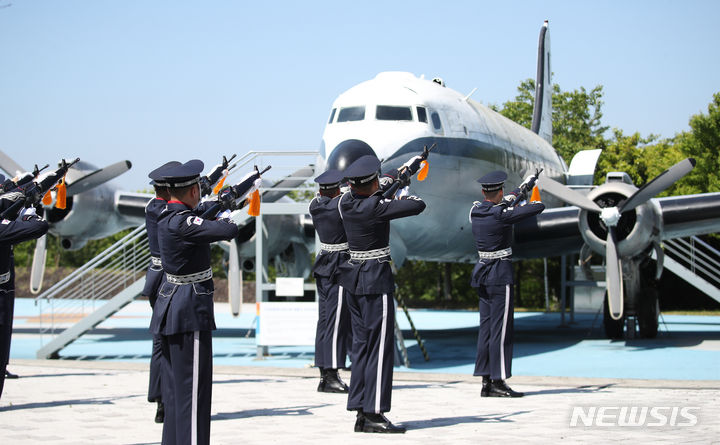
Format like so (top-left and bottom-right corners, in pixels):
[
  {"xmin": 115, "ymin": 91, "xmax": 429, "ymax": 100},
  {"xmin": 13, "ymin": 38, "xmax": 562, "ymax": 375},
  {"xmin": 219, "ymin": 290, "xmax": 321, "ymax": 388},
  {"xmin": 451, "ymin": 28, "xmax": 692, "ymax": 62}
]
[
  {"xmin": 35, "ymin": 224, "xmax": 148, "ymax": 302},
  {"xmin": 663, "ymin": 236, "xmax": 720, "ymax": 287}
]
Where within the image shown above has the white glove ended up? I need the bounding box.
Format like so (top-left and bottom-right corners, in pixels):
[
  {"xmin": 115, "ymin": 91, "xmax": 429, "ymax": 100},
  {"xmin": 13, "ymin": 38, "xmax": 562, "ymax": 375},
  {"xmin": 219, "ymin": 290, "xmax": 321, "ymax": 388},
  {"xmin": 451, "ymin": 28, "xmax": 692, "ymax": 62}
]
[
  {"xmin": 216, "ymin": 209, "xmax": 232, "ymax": 220},
  {"xmin": 396, "ymin": 186, "xmax": 410, "ymax": 199},
  {"xmin": 20, "ymin": 207, "xmax": 37, "ymax": 217},
  {"xmin": 521, "ymin": 175, "xmax": 535, "ymax": 189},
  {"xmin": 402, "ymin": 155, "xmax": 423, "ymax": 171}
]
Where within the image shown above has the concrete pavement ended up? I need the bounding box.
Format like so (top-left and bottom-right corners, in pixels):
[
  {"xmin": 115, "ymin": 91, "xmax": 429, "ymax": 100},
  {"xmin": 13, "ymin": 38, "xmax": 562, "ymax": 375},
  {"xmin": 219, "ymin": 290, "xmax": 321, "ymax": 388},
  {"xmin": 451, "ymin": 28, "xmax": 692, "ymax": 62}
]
[{"xmin": 1, "ymin": 359, "xmax": 718, "ymax": 444}]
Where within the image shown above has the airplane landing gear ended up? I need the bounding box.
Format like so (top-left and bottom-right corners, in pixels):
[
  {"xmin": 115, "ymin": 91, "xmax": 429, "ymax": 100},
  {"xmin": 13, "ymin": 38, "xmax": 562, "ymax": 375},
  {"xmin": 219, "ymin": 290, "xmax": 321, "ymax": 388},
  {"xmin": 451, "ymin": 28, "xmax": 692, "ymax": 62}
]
[
  {"xmin": 603, "ymin": 291, "xmax": 624, "ymax": 339},
  {"xmin": 638, "ymin": 286, "xmax": 659, "ymax": 338}
]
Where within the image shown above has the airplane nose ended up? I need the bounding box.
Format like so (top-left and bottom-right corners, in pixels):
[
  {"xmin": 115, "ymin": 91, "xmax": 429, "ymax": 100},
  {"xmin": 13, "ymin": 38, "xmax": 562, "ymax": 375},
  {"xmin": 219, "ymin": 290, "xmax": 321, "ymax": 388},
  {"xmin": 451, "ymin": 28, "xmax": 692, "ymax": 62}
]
[{"xmin": 326, "ymin": 139, "xmax": 375, "ymax": 171}]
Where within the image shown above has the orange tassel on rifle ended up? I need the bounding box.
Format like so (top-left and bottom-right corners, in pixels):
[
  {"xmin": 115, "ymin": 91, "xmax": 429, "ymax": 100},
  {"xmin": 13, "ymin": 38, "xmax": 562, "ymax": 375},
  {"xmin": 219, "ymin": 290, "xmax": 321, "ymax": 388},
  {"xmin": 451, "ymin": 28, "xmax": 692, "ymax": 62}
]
[
  {"xmin": 56, "ymin": 177, "xmax": 67, "ymax": 209},
  {"xmin": 417, "ymin": 160, "xmax": 429, "ymax": 181},
  {"xmin": 212, "ymin": 172, "xmax": 228, "ymax": 194},
  {"xmin": 247, "ymin": 189, "xmax": 261, "ymax": 216},
  {"xmin": 42, "ymin": 190, "xmax": 53, "ymax": 206},
  {"xmin": 530, "ymin": 185, "xmax": 541, "ymax": 202}
]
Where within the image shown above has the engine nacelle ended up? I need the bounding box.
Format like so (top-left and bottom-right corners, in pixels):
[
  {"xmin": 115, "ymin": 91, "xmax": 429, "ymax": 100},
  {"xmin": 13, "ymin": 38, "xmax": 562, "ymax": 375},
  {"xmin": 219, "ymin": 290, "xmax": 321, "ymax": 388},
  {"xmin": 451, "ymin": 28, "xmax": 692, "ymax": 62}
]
[{"xmin": 578, "ymin": 182, "xmax": 661, "ymax": 259}]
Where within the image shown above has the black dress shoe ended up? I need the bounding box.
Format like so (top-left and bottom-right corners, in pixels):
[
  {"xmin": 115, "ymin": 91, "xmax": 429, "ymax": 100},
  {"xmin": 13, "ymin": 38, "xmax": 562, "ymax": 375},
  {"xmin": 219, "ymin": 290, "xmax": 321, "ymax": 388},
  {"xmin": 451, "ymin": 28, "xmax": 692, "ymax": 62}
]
[
  {"xmin": 481, "ymin": 376, "xmax": 490, "ymax": 397},
  {"xmin": 321, "ymin": 369, "xmax": 349, "ymax": 393},
  {"xmin": 488, "ymin": 380, "xmax": 524, "ymax": 397},
  {"xmin": 362, "ymin": 413, "xmax": 406, "ymax": 434},
  {"xmin": 354, "ymin": 410, "xmax": 365, "ymax": 432},
  {"xmin": 155, "ymin": 401, "xmax": 165, "ymax": 423},
  {"xmin": 5, "ymin": 369, "xmax": 19, "ymax": 379}
]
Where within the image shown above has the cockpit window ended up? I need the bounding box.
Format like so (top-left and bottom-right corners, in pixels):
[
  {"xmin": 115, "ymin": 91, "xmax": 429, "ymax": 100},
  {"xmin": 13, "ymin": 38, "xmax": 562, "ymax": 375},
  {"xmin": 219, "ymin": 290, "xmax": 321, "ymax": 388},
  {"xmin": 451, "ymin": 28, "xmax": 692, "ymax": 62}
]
[
  {"xmin": 337, "ymin": 106, "xmax": 365, "ymax": 122},
  {"xmin": 417, "ymin": 106, "xmax": 427, "ymax": 123},
  {"xmin": 376, "ymin": 105, "xmax": 412, "ymax": 121},
  {"xmin": 431, "ymin": 111, "xmax": 442, "ymax": 131},
  {"xmin": 328, "ymin": 108, "xmax": 336, "ymax": 124}
]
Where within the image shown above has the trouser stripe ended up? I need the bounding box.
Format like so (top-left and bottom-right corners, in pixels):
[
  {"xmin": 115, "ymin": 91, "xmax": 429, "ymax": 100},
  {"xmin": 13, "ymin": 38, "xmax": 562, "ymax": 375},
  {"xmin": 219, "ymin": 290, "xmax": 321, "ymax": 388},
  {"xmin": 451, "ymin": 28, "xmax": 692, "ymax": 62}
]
[
  {"xmin": 192, "ymin": 331, "xmax": 199, "ymax": 445},
  {"xmin": 331, "ymin": 285, "xmax": 343, "ymax": 369},
  {"xmin": 500, "ymin": 285, "xmax": 510, "ymax": 380},
  {"xmin": 375, "ymin": 293, "xmax": 388, "ymax": 413}
]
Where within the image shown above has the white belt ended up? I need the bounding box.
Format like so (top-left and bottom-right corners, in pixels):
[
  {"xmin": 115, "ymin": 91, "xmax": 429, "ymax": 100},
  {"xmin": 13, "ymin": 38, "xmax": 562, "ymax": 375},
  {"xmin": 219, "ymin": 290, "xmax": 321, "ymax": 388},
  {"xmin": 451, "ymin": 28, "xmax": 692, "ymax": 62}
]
[
  {"xmin": 150, "ymin": 256, "xmax": 162, "ymax": 267},
  {"xmin": 320, "ymin": 242, "xmax": 349, "ymax": 252},
  {"xmin": 477, "ymin": 247, "xmax": 512, "ymax": 260},
  {"xmin": 349, "ymin": 246, "xmax": 391, "ymax": 261},
  {"xmin": 0, "ymin": 271, "xmax": 9, "ymax": 284},
  {"xmin": 165, "ymin": 268, "xmax": 212, "ymax": 285}
]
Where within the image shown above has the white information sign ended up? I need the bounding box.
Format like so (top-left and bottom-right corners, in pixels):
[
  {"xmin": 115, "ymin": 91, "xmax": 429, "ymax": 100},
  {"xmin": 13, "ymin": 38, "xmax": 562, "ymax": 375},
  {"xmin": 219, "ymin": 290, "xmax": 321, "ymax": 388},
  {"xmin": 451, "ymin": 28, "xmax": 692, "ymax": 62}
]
[
  {"xmin": 257, "ymin": 302, "xmax": 318, "ymax": 346},
  {"xmin": 275, "ymin": 277, "xmax": 305, "ymax": 297}
]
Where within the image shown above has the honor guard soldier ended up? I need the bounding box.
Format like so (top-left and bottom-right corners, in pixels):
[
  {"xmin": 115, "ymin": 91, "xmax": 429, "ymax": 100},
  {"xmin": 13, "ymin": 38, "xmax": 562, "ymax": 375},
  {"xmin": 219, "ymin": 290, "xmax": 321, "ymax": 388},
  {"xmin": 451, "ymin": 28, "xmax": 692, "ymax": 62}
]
[
  {"xmin": 144, "ymin": 161, "xmax": 181, "ymax": 423},
  {"xmin": 310, "ymin": 169, "xmax": 351, "ymax": 394},
  {"xmin": 470, "ymin": 170, "xmax": 544, "ymax": 397},
  {"xmin": 338, "ymin": 154, "xmax": 426, "ymax": 433},
  {"xmin": 0, "ymin": 175, "xmax": 49, "ymax": 399},
  {"xmin": 150, "ymin": 160, "xmax": 239, "ymax": 445}
]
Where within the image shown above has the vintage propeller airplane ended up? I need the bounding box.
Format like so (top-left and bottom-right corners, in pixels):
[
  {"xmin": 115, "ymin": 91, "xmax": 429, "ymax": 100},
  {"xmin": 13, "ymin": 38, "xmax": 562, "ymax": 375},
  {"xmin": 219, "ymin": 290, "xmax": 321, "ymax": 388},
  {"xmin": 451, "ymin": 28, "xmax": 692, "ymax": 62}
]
[
  {"xmin": 317, "ymin": 21, "xmax": 720, "ymax": 339},
  {"xmin": 0, "ymin": 150, "xmax": 151, "ymax": 294}
]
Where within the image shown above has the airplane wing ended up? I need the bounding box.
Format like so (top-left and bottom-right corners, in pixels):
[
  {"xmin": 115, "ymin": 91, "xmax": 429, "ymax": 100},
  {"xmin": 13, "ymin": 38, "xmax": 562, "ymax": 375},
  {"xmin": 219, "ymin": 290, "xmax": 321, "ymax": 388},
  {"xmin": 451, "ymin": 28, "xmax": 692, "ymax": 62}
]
[
  {"xmin": 511, "ymin": 192, "xmax": 720, "ymax": 260},
  {"xmin": 116, "ymin": 192, "xmax": 154, "ymax": 220},
  {"xmin": 657, "ymin": 192, "xmax": 720, "ymax": 240}
]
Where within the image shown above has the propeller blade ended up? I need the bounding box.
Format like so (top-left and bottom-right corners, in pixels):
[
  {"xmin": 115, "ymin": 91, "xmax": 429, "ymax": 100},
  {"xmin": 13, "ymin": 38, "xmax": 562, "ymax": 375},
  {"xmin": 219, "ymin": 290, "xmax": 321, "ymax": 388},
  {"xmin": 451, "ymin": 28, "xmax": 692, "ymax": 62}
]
[
  {"xmin": 66, "ymin": 160, "xmax": 132, "ymax": 196},
  {"xmin": 605, "ymin": 227, "xmax": 624, "ymax": 320},
  {"xmin": 619, "ymin": 158, "xmax": 696, "ymax": 213},
  {"xmin": 537, "ymin": 176, "xmax": 602, "ymax": 212},
  {"xmin": 30, "ymin": 234, "xmax": 47, "ymax": 294},
  {"xmin": 228, "ymin": 239, "xmax": 243, "ymax": 316},
  {"xmin": 0, "ymin": 149, "xmax": 26, "ymax": 177}
]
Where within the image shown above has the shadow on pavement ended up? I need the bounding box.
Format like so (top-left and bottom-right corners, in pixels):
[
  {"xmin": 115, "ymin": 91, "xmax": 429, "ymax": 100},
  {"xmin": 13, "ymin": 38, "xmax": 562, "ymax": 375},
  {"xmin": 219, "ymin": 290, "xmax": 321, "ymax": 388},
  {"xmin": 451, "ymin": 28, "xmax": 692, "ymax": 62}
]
[
  {"xmin": 0, "ymin": 394, "xmax": 140, "ymax": 411},
  {"xmin": 212, "ymin": 404, "xmax": 330, "ymax": 420},
  {"xmin": 404, "ymin": 410, "xmax": 533, "ymax": 429}
]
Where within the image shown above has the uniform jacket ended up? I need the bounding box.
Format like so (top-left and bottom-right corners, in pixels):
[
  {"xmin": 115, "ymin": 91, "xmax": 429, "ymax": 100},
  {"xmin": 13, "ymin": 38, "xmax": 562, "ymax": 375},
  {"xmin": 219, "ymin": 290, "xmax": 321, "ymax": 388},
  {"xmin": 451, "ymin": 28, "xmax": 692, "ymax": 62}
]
[
  {"xmin": 470, "ymin": 191, "xmax": 545, "ymax": 286},
  {"xmin": 142, "ymin": 197, "xmax": 167, "ymax": 306},
  {"xmin": 150, "ymin": 201, "xmax": 239, "ymax": 336},
  {"xmin": 0, "ymin": 213, "xmax": 49, "ymax": 323},
  {"xmin": 337, "ymin": 187, "xmax": 426, "ymax": 295},
  {"xmin": 309, "ymin": 194, "xmax": 349, "ymax": 280}
]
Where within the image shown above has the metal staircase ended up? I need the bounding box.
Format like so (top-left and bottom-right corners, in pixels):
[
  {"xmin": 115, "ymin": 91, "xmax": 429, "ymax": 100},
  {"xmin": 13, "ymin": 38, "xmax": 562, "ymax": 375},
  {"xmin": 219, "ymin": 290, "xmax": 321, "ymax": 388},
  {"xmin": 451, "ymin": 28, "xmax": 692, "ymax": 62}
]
[
  {"xmin": 35, "ymin": 225, "xmax": 150, "ymax": 359},
  {"xmin": 662, "ymin": 236, "xmax": 720, "ymax": 304}
]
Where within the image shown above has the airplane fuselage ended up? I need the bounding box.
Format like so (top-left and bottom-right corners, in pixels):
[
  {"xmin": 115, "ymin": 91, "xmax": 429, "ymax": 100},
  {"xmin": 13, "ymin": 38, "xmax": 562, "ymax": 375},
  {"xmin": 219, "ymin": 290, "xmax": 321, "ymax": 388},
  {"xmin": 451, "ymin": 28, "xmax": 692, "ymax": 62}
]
[{"xmin": 321, "ymin": 72, "xmax": 565, "ymax": 263}]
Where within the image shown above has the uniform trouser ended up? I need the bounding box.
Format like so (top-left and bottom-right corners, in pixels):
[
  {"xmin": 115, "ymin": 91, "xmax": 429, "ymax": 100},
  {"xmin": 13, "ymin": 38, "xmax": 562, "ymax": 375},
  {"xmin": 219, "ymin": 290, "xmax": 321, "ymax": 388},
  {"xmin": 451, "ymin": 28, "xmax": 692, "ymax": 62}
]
[
  {"xmin": 148, "ymin": 333, "xmax": 163, "ymax": 402},
  {"xmin": 474, "ymin": 284, "xmax": 514, "ymax": 380},
  {"xmin": 346, "ymin": 292, "xmax": 395, "ymax": 414},
  {"xmin": 314, "ymin": 277, "xmax": 351, "ymax": 370},
  {"xmin": 0, "ymin": 291, "xmax": 15, "ymax": 399},
  {"xmin": 161, "ymin": 330, "xmax": 213, "ymax": 445}
]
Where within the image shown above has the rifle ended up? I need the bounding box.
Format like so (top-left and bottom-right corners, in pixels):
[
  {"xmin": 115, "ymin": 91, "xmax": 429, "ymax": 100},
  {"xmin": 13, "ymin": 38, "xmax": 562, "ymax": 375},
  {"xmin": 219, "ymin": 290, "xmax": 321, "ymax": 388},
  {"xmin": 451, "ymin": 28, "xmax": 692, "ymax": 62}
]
[
  {"xmin": 200, "ymin": 165, "xmax": 272, "ymax": 219},
  {"xmin": 3, "ymin": 163, "xmax": 49, "ymax": 192},
  {"xmin": 199, "ymin": 154, "xmax": 238, "ymax": 196},
  {"xmin": 382, "ymin": 143, "xmax": 436, "ymax": 199},
  {"xmin": 0, "ymin": 158, "xmax": 80, "ymax": 220},
  {"xmin": 505, "ymin": 167, "xmax": 543, "ymax": 206}
]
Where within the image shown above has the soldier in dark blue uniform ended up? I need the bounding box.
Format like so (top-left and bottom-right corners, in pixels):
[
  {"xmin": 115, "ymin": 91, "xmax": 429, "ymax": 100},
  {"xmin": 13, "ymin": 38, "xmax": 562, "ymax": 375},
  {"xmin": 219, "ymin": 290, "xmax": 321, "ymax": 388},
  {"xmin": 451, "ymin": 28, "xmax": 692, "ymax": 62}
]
[
  {"xmin": 470, "ymin": 170, "xmax": 544, "ymax": 397},
  {"xmin": 149, "ymin": 160, "xmax": 239, "ymax": 445},
  {"xmin": 0, "ymin": 175, "xmax": 49, "ymax": 399},
  {"xmin": 144, "ymin": 161, "xmax": 181, "ymax": 423},
  {"xmin": 310, "ymin": 169, "xmax": 351, "ymax": 394},
  {"xmin": 338, "ymin": 155, "xmax": 426, "ymax": 433}
]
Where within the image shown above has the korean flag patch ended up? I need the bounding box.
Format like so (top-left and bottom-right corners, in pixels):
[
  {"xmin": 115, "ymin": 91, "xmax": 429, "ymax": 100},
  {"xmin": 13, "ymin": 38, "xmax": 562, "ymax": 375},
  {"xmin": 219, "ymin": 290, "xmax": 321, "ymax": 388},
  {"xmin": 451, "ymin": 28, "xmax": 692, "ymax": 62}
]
[{"xmin": 186, "ymin": 216, "xmax": 204, "ymax": 226}]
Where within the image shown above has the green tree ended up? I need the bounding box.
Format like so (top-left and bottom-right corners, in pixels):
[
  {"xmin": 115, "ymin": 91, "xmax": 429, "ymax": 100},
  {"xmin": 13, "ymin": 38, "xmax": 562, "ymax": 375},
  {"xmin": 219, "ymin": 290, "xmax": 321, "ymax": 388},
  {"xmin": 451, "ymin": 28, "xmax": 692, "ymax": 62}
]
[
  {"xmin": 498, "ymin": 80, "xmax": 609, "ymax": 163},
  {"xmin": 674, "ymin": 92, "xmax": 720, "ymax": 196}
]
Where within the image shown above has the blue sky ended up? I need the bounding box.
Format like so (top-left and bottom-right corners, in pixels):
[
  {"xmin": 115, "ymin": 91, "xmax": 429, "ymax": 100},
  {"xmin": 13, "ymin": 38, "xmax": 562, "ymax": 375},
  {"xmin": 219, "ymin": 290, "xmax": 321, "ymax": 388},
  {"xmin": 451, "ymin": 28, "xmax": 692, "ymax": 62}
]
[{"xmin": 0, "ymin": 0, "xmax": 718, "ymax": 190}]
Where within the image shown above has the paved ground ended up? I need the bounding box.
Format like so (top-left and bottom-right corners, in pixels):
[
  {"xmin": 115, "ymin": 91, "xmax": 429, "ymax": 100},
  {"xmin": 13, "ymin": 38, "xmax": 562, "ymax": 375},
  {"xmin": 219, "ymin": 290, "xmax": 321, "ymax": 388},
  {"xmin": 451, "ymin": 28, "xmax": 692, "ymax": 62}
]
[{"xmin": 1, "ymin": 360, "xmax": 718, "ymax": 444}]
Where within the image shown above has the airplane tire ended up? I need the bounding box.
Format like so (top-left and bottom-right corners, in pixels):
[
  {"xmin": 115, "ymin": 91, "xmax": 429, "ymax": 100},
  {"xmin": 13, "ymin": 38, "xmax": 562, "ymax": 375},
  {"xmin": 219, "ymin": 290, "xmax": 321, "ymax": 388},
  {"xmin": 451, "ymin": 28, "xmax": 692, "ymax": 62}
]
[
  {"xmin": 638, "ymin": 287, "xmax": 659, "ymax": 338},
  {"xmin": 603, "ymin": 292, "xmax": 624, "ymax": 339}
]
